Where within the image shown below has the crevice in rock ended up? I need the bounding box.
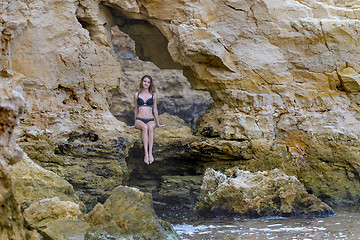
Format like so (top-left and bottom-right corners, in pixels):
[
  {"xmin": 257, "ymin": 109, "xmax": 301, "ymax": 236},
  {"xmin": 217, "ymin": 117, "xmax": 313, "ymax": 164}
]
[
  {"xmin": 335, "ymin": 70, "xmax": 348, "ymax": 92},
  {"xmin": 221, "ymin": 0, "xmax": 247, "ymax": 12},
  {"xmin": 249, "ymin": 3, "xmax": 259, "ymax": 28},
  {"xmin": 319, "ymin": 20, "xmax": 332, "ymax": 52},
  {"xmin": 55, "ymin": 84, "xmax": 79, "ymax": 104},
  {"xmin": 76, "ymin": 17, "xmax": 91, "ymax": 33}
]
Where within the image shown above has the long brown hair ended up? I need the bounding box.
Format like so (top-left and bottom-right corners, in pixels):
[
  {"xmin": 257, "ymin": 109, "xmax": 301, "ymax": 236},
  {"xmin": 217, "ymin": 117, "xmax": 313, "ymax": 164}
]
[{"xmin": 139, "ymin": 75, "xmax": 156, "ymax": 94}]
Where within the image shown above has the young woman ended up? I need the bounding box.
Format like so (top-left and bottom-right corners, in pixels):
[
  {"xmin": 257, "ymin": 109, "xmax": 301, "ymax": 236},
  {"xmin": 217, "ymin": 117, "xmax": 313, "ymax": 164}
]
[{"xmin": 129, "ymin": 75, "xmax": 164, "ymax": 164}]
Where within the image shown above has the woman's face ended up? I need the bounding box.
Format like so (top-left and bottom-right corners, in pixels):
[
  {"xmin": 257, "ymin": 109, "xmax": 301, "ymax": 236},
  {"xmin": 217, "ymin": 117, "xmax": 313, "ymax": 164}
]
[{"xmin": 142, "ymin": 77, "xmax": 151, "ymax": 89}]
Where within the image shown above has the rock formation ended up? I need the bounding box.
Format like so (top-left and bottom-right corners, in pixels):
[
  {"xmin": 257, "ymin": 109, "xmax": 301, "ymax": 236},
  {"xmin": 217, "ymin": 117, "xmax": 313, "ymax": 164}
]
[
  {"xmin": 1, "ymin": 0, "xmax": 133, "ymax": 206},
  {"xmin": 23, "ymin": 197, "xmax": 82, "ymax": 230},
  {"xmin": 102, "ymin": 0, "xmax": 360, "ymax": 206},
  {"xmin": 10, "ymin": 153, "xmax": 85, "ymax": 211},
  {"xmin": 0, "ymin": 85, "xmax": 26, "ymax": 239},
  {"xmin": 195, "ymin": 168, "xmax": 334, "ymax": 218},
  {"xmin": 0, "ymin": 83, "xmax": 180, "ymax": 238},
  {"xmin": 85, "ymin": 185, "xmax": 181, "ymax": 240},
  {"xmin": 1, "ymin": 0, "xmax": 360, "ymax": 223}
]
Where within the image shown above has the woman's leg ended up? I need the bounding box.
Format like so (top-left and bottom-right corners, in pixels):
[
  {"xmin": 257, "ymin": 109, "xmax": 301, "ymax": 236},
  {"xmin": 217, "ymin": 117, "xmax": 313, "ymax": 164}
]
[
  {"xmin": 147, "ymin": 121, "xmax": 155, "ymax": 164},
  {"xmin": 135, "ymin": 119, "xmax": 149, "ymax": 164}
]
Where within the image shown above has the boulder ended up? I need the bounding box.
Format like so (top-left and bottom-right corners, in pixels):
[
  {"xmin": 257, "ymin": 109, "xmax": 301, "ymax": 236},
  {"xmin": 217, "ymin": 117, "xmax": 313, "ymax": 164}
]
[
  {"xmin": 22, "ymin": 196, "xmax": 91, "ymax": 239},
  {"xmin": 85, "ymin": 185, "xmax": 181, "ymax": 240},
  {"xmin": 39, "ymin": 219, "xmax": 90, "ymax": 240},
  {"xmin": 10, "ymin": 153, "xmax": 85, "ymax": 211},
  {"xmin": 23, "ymin": 197, "xmax": 82, "ymax": 229},
  {"xmin": 195, "ymin": 168, "xmax": 334, "ymax": 218}
]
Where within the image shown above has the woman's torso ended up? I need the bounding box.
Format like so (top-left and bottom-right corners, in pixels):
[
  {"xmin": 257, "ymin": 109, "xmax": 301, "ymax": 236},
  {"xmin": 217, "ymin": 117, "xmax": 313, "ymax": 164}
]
[{"xmin": 137, "ymin": 92, "xmax": 154, "ymax": 118}]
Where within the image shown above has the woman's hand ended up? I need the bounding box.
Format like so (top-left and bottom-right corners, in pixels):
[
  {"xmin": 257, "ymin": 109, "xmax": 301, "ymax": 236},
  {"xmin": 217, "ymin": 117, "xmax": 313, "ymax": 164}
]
[
  {"xmin": 128, "ymin": 125, "xmax": 135, "ymax": 129},
  {"xmin": 157, "ymin": 124, "xmax": 165, "ymax": 128}
]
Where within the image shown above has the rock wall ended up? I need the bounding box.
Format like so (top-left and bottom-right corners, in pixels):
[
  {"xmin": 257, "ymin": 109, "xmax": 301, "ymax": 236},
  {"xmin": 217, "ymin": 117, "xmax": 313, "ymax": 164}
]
[
  {"xmin": 103, "ymin": 0, "xmax": 360, "ymax": 206},
  {"xmin": 1, "ymin": 0, "xmax": 133, "ymax": 206},
  {"xmin": 0, "ymin": 85, "xmax": 26, "ymax": 239},
  {"xmin": 1, "ymin": 0, "xmax": 360, "ymax": 211}
]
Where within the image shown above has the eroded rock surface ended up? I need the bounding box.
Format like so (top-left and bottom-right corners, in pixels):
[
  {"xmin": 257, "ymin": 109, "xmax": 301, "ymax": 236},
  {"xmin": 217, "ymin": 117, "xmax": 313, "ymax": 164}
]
[
  {"xmin": 1, "ymin": 0, "xmax": 133, "ymax": 206},
  {"xmin": 0, "ymin": 85, "xmax": 26, "ymax": 239},
  {"xmin": 23, "ymin": 197, "xmax": 82, "ymax": 229},
  {"xmin": 103, "ymin": 0, "xmax": 360, "ymax": 205},
  {"xmin": 195, "ymin": 168, "xmax": 334, "ymax": 218},
  {"xmin": 10, "ymin": 153, "xmax": 84, "ymax": 211},
  {"xmin": 1, "ymin": 0, "xmax": 360, "ymax": 214},
  {"xmin": 85, "ymin": 185, "xmax": 181, "ymax": 240},
  {"xmin": 23, "ymin": 197, "xmax": 90, "ymax": 240}
]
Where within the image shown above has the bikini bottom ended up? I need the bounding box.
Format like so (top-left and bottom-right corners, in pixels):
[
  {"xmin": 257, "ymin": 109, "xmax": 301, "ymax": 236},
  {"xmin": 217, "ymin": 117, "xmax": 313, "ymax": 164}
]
[{"xmin": 136, "ymin": 117, "xmax": 154, "ymax": 124}]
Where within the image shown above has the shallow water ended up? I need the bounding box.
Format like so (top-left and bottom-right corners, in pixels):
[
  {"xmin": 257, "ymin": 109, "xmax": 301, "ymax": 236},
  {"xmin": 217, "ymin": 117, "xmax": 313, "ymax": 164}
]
[{"xmin": 166, "ymin": 207, "xmax": 360, "ymax": 239}]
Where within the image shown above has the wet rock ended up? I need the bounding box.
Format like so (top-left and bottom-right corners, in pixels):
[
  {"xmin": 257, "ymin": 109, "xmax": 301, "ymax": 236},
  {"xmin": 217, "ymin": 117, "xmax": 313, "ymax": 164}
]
[
  {"xmin": 85, "ymin": 185, "xmax": 181, "ymax": 240},
  {"xmin": 195, "ymin": 168, "xmax": 334, "ymax": 218}
]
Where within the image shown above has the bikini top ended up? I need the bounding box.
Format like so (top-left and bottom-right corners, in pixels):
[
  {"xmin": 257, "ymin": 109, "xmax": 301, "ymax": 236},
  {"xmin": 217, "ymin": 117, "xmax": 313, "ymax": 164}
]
[{"xmin": 137, "ymin": 93, "xmax": 153, "ymax": 107}]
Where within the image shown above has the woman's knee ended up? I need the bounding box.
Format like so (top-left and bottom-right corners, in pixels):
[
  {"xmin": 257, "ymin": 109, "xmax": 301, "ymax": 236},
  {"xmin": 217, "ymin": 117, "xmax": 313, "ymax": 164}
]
[{"xmin": 147, "ymin": 124, "xmax": 154, "ymax": 132}]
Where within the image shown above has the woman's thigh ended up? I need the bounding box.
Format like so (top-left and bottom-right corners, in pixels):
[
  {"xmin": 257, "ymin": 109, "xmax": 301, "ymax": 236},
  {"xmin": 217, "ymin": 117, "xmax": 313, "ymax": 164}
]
[
  {"xmin": 135, "ymin": 119, "xmax": 147, "ymax": 130},
  {"xmin": 146, "ymin": 121, "xmax": 155, "ymax": 129}
]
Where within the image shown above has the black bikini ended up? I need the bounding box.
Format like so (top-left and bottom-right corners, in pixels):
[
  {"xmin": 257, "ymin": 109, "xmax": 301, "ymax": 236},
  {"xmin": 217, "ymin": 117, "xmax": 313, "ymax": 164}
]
[
  {"xmin": 136, "ymin": 117, "xmax": 154, "ymax": 124},
  {"xmin": 136, "ymin": 93, "xmax": 154, "ymax": 124},
  {"xmin": 137, "ymin": 94, "xmax": 153, "ymax": 107}
]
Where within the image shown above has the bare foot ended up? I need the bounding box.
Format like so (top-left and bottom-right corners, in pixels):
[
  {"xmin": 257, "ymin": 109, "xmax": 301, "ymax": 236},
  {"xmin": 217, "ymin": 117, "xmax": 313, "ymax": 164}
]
[
  {"xmin": 144, "ymin": 154, "xmax": 149, "ymax": 165},
  {"xmin": 149, "ymin": 154, "xmax": 154, "ymax": 164}
]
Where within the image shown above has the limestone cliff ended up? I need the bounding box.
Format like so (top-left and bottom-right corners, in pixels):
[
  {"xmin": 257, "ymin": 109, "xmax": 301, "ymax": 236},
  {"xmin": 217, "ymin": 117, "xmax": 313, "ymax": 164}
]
[
  {"xmin": 1, "ymin": 0, "xmax": 360, "ymax": 212},
  {"xmin": 1, "ymin": 0, "xmax": 131, "ymax": 206},
  {"xmin": 102, "ymin": 0, "xmax": 360, "ymax": 206}
]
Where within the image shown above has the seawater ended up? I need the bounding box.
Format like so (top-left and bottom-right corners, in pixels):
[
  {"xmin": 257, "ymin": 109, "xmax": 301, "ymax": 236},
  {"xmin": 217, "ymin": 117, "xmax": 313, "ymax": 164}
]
[{"xmin": 164, "ymin": 207, "xmax": 360, "ymax": 240}]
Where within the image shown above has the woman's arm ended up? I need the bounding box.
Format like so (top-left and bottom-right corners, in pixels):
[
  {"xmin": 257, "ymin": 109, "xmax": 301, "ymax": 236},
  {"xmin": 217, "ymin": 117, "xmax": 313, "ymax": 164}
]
[{"xmin": 153, "ymin": 93, "xmax": 164, "ymax": 127}]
